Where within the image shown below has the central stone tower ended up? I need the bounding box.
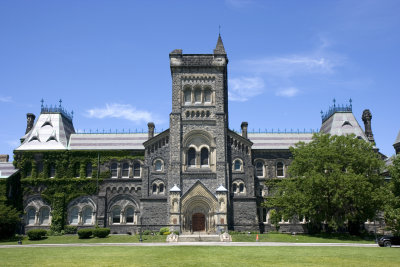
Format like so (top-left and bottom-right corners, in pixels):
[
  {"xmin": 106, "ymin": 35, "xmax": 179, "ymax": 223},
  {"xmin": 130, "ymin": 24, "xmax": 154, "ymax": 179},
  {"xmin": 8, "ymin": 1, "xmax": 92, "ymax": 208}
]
[{"xmin": 168, "ymin": 36, "xmax": 229, "ymax": 233}]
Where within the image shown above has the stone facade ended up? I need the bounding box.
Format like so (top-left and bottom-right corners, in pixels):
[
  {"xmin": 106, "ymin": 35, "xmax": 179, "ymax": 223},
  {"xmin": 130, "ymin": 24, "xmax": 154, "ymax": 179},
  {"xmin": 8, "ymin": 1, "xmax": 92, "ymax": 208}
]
[{"xmin": 15, "ymin": 36, "xmax": 378, "ymax": 234}]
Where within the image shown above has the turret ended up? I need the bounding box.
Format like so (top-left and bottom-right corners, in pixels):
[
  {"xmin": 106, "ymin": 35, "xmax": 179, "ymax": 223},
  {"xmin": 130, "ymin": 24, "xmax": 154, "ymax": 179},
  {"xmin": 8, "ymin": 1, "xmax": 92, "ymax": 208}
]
[
  {"xmin": 362, "ymin": 109, "xmax": 375, "ymax": 143},
  {"xmin": 25, "ymin": 113, "xmax": 36, "ymax": 134},
  {"xmin": 241, "ymin": 122, "xmax": 248, "ymax": 139},
  {"xmin": 148, "ymin": 122, "xmax": 155, "ymax": 139}
]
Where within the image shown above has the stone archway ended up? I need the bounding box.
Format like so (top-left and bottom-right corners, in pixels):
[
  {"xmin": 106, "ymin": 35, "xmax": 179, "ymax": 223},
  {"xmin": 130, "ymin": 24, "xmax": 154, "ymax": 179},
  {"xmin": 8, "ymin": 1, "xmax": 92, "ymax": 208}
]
[{"xmin": 180, "ymin": 182, "xmax": 218, "ymax": 233}]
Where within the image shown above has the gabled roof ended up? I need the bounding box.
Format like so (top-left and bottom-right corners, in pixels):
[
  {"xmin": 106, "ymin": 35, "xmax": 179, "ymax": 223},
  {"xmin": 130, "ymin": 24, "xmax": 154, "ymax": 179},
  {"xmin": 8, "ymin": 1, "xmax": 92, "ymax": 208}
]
[
  {"xmin": 0, "ymin": 163, "xmax": 18, "ymax": 178},
  {"xmin": 69, "ymin": 133, "xmax": 147, "ymax": 150},
  {"xmin": 394, "ymin": 130, "xmax": 400, "ymax": 146},
  {"xmin": 214, "ymin": 34, "xmax": 226, "ymax": 54}
]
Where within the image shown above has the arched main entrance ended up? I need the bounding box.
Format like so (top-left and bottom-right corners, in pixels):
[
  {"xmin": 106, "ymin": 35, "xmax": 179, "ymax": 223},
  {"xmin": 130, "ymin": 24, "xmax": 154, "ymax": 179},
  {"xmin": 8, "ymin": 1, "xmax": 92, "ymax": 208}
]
[{"xmin": 192, "ymin": 213, "xmax": 205, "ymax": 232}]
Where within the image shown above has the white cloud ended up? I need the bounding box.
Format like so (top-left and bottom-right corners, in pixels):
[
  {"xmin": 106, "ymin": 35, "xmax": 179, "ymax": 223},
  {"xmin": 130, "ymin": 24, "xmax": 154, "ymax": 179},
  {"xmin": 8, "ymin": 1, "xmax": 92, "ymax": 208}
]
[
  {"xmin": 0, "ymin": 96, "xmax": 13, "ymax": 103},
  {"xmin": 275, "ymin": 87, "xmax": 300, "ymax": 97},
  {"xmin": 228, "ymin": 76, "xmax": 264, "ymax": 102},
  {"xmin": 86, "ymin": 103, "xmax": 159, "ymax": 124}
]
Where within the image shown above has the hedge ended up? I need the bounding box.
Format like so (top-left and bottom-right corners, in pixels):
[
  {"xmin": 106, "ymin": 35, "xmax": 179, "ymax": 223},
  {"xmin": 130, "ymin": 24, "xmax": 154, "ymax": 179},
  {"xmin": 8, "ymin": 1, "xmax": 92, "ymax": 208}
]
[
  {"xmin": 93, "ymin": 228, "xmax": 110, "ymax": 238},
  {"xmin": 27, "ymin": 229, "xmax": 47, "ymax": 240},
  {"xmin": 77, "ymin": 228, "xmax": 93, "ymax": 239},
  {"xmin": 64, "ymin": 226, "xmax": 77, "ymax": 234}
]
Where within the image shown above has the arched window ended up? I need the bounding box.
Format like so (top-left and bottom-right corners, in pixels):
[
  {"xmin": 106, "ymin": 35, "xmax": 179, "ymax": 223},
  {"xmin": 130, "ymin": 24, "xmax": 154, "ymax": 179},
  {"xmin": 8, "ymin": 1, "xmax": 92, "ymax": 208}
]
[
  {"xmin": 256, "ymin": 162, "xmax": 264, "ymax": 177},
  {"xmin": 234, "ymin": 159, "xmax": 242, "ymax": 171},
  {"xmin": 39, "ymin": 207, "xmax": 50, "ymax": 225},
  {"xmin": 239, "ymin": 183, "xmax": 244, "ymax": 193},
  {"xmin": 49, "ymin": 164, "xmax": 56, "ymax": 178},
  {"xmin": 277, "ymin": 162, "xmax": 284, "ymax": 177},
  {"xmin": 111, "ymin": 163, "xmax": 118, "ymax": 178},
  {"xmin": 27, "ymin": 208, "xmax": 36, "ymax": 225},
  {"xmin": 112, "ymin": 207, "xmax": 121, "ymax": 224},
  {"xmin": 74, "ymin": 162, "xmax": 80, "ymax": 178},
  {"xmin": 82, "ymin": 207, "xmax": 92, "ymax": 225},
  {"xmin": 69, "ymin": 207, "xmax": 79, "ymax": 224},
  {"xmin": 154, "ymin": 160, "xmax": 163, "ymax": 171},
  {"xmin": 85, "ymin": 163, "xmax": 92, "ymax": 178},
  {"xmin": 232, "ymin": 184, "xmax": 237, "ymax": 193},
  {"xmin": 159, "ymin": 183, "xmax": 164, "ymax": 193},
  {"xmin": 133, "ymin": 162, "xmax": 141, "ymax": 177},
  {"xmin": 152, "ymin": 184, "xmax": 157, "ymax": 193},
  {"xmin": 184, "ymin": 88, "xmax": 191, "ymax": 104},
  {"xmin": 194, "ymin": 88, "xmax": 201, "ymax": 103},
  {"xmin": 187, "ymin": 148, "xmax": 196, "ymax": 166},
  {"xmin": 204, "ymin": 88, "xmax": 212, "ymax": 103},
  {"xmin": 126, "ymin": 207, "xmax": 134, "ymax": 223},
  {"xmin": 200, "ymin": 148, "xmax": 209, "ymax": 166},
  {"xmin": 122, "ymin": 163, "xmax": 129, "ymax": 178}
]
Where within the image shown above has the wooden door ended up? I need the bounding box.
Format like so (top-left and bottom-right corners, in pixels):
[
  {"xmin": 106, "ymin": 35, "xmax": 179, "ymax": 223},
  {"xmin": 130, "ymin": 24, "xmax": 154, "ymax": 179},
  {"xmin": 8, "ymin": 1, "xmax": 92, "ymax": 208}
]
[{"xmin": 192, "ymin": 213, "xmax": 205, "ymax": 231}]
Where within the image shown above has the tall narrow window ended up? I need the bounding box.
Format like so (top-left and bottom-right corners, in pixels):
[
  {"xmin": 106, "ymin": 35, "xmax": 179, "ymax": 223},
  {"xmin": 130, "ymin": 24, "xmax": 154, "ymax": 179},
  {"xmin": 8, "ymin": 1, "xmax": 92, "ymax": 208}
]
[
  {"xmin": 232, "ymin": 184, "xmax": 237, "ymax": 193},
  {"xmin": 256, "ymin": 162, "xmax": 263, "ymax": 177},
  {"xmin": 133, "ymin": 162, "xmax": 140, "ymax": 177},
  {"xmin": 188, "ymin": 148, "xmax": 196, "ymax": 167},
  {"xmin": 122, "ymin": 163, "xmax": 129, "ymax": 178},
  {"xmin": 277, "ymin": 162, "xmax": 284, "ymax": 177},
  {"xmin": 204, "ymin": 89, "xmax": 212, "ymax": 103},
  {"xmin": 200, "ymin": 147, "xmax": 209, "ymax": 166},
  {"xmin": 69, "ymin": 207, "xmax": 79, "ymax": 224},
  {"xmin": 159, "ymin": 184, "xmax": 164, "ymax": 193},
  {"xmin": 37, "ymin": 162, "xmax": 43, "ymax": 174},
  {"xmin": 239, "ymin": 183, "xmax": 244, "ymax": 193},
  {"xmin": 194, "ymin": 88, "xmax": 201, "ymax": 103},
  {"xmin": 49, "ymin": 164, "xmax": 56, "ymax": 178},
  {"xmin": 111, "ymin": 163, "xmax": 118, "ymax": 178},
  {"xmin": 39, "ymin": 207, "xmax": 50, "ymax": 225},
  {"xmin": 112, "ymin": 207, "xmax": 121, "ymax": 224},
  {"xmin": 74, "ymin": 162, "xmax": 80, "ymax": 178},
  {"xmin": 126, "ymin": 207, "xmax": 134, "ymax": 223},
  {"xmin": 154, "ymin": 160, "xmax": 162, "ymax": 171},
  {"xmin": 234, "ymin": 160, "xmax": 242, "ymax": 171},
  {"xmin": 86, "ymin": 163, "xmax": 92, "ymax": 178},
  {"xmin": 184, "ymin": 89, "xmax": 191, "ymax": 104},
  {"xmin": 82, "ymin": 207, "xmax": 92, "ymax": 225},
  {"xmin": 152, "ymin": 184, "xmax": 157, "ymax": 193},
  {"xmin": 27, "ymin": 208, "xmax": 36, "ymax": 225}
]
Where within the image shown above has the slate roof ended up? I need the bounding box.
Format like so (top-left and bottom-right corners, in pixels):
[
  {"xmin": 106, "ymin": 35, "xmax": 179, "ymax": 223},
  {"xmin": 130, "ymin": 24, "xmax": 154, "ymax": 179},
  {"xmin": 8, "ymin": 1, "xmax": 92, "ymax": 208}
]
[
  {"xmin": 248, "ymin": 133, "xmax": 313, "ymax": 150},
  {"xmin": 0, "ymin": 162, "xmax": 18, "ymax": 178},
  {"xmin": 394, "ymin": 130, "xmax": 400, "ymax": 145},
  {"xmin": 68, "ymin": 133, "xmax": 148, "ymax": 150},
  {"xmin": 320, "ymin": 111, "xmax": 368, "ymax": 141}
]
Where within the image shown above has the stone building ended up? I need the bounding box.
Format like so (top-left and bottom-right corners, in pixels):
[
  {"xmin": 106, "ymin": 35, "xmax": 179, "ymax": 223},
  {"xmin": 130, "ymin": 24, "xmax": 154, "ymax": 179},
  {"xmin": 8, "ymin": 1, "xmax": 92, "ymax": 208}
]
[{"xmin": 13, "ymin": 36, "xmax": 378, "ymax": 234}]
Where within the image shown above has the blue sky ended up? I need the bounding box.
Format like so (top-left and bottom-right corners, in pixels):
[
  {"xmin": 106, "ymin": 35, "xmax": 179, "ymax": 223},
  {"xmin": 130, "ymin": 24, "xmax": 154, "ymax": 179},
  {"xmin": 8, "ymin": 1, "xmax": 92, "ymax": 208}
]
[{"xmin": 0, "ymin": 0, "xmax": 399, "ymax": 158}]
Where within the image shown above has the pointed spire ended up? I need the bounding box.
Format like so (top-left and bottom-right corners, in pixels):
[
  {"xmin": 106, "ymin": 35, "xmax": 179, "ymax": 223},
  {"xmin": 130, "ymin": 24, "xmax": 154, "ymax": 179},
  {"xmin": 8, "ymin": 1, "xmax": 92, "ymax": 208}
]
[{"xmin": 214, "ymin": 34, "xmax": 226, "ymax": 54}]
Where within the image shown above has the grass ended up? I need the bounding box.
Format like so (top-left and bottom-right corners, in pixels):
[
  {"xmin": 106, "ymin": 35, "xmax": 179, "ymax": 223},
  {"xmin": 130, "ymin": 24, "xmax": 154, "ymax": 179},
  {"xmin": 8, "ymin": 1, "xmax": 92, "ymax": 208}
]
[
  {"xmin": 0, "ymin": 232, "xmax": 376, "ymax": 245},
  {"xmin": 0, "ymin": 234, "xmax": 166, "ymax": 245},
  {"xmin": 0, "ymin": 246, "xmax": 399, "ymax": 267},
  {"xmin": 231, "ymin": 232, "xmax": 376, "ymax": 243}
]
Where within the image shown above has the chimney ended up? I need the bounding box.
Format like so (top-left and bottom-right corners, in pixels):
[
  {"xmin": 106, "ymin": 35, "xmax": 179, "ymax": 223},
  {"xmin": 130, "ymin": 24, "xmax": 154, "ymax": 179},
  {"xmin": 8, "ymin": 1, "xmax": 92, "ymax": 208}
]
[
  {"xmin": 362, "ymin": 109, "xmax": 374, "ymax": 143},
  {"xmin": 0, "ymin": 154, "xmax": 9, "ymax": 162},
  {"xmin": 26, "ymin": 113, "xmax": 36, "ymax": 134},
  {"xmin": 241, "ymin": 122, "xmax": 248, "ymax": 139},
  {"xmin": 148, "ymin": 122, "xmax": 155, "ymax": 139}
]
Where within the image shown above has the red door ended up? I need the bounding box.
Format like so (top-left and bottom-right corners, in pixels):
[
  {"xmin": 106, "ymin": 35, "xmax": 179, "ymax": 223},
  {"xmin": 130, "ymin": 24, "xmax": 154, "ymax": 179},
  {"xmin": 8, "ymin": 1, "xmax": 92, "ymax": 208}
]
[{"xmin": 192, "ymin": 213, "xmax": 205, "ymax": 231}]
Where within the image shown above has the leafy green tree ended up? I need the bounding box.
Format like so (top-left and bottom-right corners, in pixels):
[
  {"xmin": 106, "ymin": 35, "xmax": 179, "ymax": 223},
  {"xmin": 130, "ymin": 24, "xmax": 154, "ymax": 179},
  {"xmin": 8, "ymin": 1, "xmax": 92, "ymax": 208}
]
[
  {"xmin": 0, "ymin": 203, "xmax": 20, "ymax": 239},
  {"xmin": 385, "ymin": 156, "xmax": 400, "ymax": 236},
  {"xmin": 265, "ymin": 133, "xmax": 386, "ymax": 234}
]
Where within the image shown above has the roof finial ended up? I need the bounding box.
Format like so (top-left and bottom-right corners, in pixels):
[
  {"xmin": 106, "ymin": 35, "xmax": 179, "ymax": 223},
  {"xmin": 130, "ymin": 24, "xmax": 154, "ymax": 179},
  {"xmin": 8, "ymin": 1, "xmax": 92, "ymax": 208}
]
[
  {"xmin": 349, "ymin": 98, "xmax": 352, "ymax": 108},
  {"xmin": 40, "ymin": 99, "xmax": 44, "ymax": 108},
  {"xmin": 59, "ymin": 99, "xmax": 62, "ymax": 108},
  {"xmin": 219, "ymin": 25, "xmax": 221, "ymax": 36},
  {"xmin": 333, "ymin": 98, "xmax": 336, "ymax": 107}
]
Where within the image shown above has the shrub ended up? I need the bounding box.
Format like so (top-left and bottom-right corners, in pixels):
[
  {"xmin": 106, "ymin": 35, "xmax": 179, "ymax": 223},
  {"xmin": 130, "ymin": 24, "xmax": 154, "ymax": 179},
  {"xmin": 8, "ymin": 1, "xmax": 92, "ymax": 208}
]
[
  {"xmin": 142, "ymin": 230, "xmax": 152, "ymax": 235},
  {"xmin": 163, "ymin": 231, "xmax": 171, "ymax": 235},
  {"xmin": 173, "ymin": 231, "xmax": 179, "ymax": 235},
  {"xmin": 64, "ymin": 226, "xmax": 78, "ymax": 234},
  {"xmin": 93, "ymin": 228, "xmax": 110, "ymax": 238},
  {"xmin": 0, "ymin": 203, "xmax": 20, "ymax": 239},
  {"xmin": 77, "ymin": 228, "xmax": 93, "ymax": 239},
  {"xmin": 46, "ymin": 230, "xmax": 63, "ymax": 236},
  {"xmin": 27, "ymin": 229, "xmax": 47, "ymax": 240},
  {"xmin": 159, "ymin": 227, "xmax": 169, "ymax": 235}
]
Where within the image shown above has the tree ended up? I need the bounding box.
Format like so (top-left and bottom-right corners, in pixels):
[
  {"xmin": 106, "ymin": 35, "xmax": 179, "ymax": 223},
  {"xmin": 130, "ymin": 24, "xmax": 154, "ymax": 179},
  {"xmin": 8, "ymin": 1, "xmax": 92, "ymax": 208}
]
[
  {"xmin": 385, "ymin": 156, "xmax": 400, "ymax": 236},
  {"xmin": 265, "ymin": 133, "xmax": 386, "ymax": 234},
  {"xmin": 0, "ymin": 203, "xmax": 20, "ymax": 239}
]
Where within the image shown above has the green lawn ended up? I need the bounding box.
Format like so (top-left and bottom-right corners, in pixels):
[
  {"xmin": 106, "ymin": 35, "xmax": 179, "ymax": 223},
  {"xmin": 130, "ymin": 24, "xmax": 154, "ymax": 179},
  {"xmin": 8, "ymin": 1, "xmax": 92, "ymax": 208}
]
[
  {"xmin": 0, "ymin": 232, "xmax": 376, "ymax": 245},
  {"xmin": 0, "ymin": 246, "xmax": 398, "ymax": 267}
]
